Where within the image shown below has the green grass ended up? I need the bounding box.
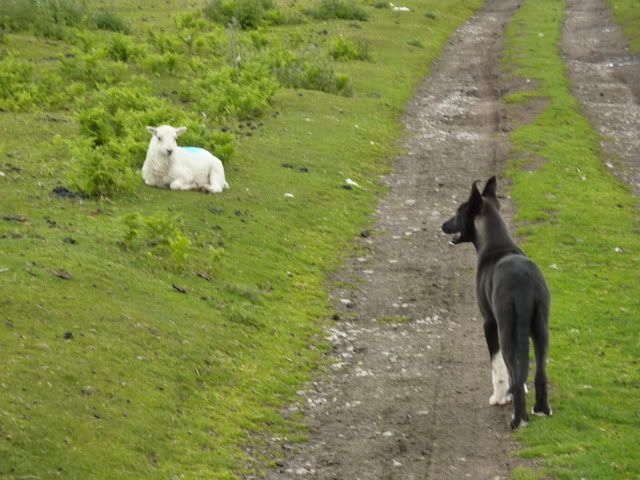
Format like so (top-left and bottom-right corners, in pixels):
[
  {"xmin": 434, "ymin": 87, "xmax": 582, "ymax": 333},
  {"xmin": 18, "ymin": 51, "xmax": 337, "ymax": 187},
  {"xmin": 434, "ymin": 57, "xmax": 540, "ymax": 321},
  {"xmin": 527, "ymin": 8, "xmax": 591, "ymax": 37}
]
[
  {"xmin": 503, "ymin": 0, "xmax": 640, "ymax": 478},
  {"xmin": 607, "ymin": 0, "xmax": 640, "ymax": 52},
  {"xmin": 0, "ymin": 0, "xmax": 483, "ymax": 478}
]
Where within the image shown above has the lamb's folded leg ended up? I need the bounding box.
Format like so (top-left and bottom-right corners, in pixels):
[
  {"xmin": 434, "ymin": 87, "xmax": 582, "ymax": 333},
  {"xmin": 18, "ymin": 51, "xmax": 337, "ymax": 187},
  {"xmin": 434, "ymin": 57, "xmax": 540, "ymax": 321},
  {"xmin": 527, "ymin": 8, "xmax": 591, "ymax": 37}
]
[
  {"xmin": 170, "ymin": 178, "xmax": 196, "ymax": 190},
  {"xmin": 203, "ymin": 183, "xmax": 223, "ymax": 193}
]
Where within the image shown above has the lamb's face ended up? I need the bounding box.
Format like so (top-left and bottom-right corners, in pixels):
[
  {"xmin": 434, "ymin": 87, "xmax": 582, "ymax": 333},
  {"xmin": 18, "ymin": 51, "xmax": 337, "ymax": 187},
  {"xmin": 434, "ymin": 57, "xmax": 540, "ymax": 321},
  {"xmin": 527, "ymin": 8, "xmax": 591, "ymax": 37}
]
[{"xmin": 146, "ymin": 125, "xmax": 187, "ymax": 158}]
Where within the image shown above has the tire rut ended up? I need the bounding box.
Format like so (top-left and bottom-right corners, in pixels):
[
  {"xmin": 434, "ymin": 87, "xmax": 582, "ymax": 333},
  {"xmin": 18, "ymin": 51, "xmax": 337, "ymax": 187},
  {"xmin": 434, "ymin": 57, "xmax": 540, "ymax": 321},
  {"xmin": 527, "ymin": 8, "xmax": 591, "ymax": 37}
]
[{"xmin": 264, "ymin": 2, "xmax": 523, "ymax": 479}]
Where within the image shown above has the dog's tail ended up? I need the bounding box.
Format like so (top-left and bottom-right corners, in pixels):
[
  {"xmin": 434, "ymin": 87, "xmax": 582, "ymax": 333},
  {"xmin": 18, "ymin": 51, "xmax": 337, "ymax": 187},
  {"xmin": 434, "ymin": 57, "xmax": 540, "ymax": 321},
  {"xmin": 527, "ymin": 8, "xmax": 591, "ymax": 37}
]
[{"xmin": 508, "ymin": 295, "xmax": 533, "ymax": 394}]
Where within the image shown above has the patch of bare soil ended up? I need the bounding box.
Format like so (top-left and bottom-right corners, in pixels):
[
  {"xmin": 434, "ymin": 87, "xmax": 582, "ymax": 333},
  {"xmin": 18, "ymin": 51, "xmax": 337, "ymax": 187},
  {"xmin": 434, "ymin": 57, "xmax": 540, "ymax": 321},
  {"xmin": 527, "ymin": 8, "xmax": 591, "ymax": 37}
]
[
  {"xmin": 261, "ymin": 2, "xmax": 528, "ymax": 480},
  {"xmin": 562, "ymin": 0, "xmax": 640, "ymax": 195}
]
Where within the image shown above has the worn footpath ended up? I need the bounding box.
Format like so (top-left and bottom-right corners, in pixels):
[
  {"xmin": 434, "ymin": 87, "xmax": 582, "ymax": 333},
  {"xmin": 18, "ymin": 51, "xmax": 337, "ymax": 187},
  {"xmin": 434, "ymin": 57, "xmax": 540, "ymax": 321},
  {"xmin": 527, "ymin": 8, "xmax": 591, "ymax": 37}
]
[{"xmin": 265, "ymin": 2, "xmax": 523, "ymax": 479}]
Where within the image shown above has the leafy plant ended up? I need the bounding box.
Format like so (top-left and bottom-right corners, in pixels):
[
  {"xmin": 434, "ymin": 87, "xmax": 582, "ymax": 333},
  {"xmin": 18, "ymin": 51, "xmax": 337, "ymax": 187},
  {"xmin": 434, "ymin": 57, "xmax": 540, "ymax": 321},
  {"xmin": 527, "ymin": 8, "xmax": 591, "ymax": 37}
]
[
  {"xmin": 122, "ymin": 212, "xmax": 192, "ymax": 266},
  {"xmin": 371, "ymin": 0, "xmax": 389, "ymax": 9},
  {"xmin": 105, "ymin": 35, "xmax": 143, "ymax": 63},
  {"xmin": 144, "ymin": 52, "xmax": 180, "ymax": 74},
  {"xmin": 305, "ymin": 0, "xmax": 368, "ymax": 21},
  {"xmin": 93, "ymin": 11, "xmax": 130, "ymax": 33},
  {"xmin": 0, "ymin": 0, "xmax": 85, "ymax": 37},
  {"xmin": 69, "ymin": 142, "xmax": 138, "ymax": 198},
  {"xmin": 267, "ymin": 46, "xmax": 353, "ymax": 95},
  {"xmin": 328, "ymin": 36, "xmax": 371, "ymax": 61},
  {"xmin": 263, "ymin": 8, "xmax": 306, "ymax": 25},
  {"xmin": 180, "ymin": 62, "xmax": 279, "ymax": 119},
  {"xmin": 0, "ymin": 55, "xmax": 79, "ymax": 111},
  {"xmin": 204, "ymin": 0, "xmax": 275, "ymax": 29},
  {"xmin": 59, "ymin": 50, "xmax": 128, "ymax": 87}
]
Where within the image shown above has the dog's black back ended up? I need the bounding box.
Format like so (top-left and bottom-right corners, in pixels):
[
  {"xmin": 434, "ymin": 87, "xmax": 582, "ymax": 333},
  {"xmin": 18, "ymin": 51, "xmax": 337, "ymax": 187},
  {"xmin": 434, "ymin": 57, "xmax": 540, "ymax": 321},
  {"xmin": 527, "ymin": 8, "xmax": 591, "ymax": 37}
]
[{"xmin": 442, "ymin": 177, "xmax": 552, "ymax": 429}]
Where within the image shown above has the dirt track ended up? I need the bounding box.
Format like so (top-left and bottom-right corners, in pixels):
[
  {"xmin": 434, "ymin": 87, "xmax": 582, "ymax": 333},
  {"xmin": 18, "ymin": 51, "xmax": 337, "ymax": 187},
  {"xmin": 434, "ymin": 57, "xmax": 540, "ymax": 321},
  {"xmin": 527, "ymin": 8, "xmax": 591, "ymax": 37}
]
[
  {"xmin": 263, "ymin": 0, "xmax": 639, "ymax": 479},
  {"xmin": 562, "ymin": 0, "xmax": 640, "ymax": 195}
]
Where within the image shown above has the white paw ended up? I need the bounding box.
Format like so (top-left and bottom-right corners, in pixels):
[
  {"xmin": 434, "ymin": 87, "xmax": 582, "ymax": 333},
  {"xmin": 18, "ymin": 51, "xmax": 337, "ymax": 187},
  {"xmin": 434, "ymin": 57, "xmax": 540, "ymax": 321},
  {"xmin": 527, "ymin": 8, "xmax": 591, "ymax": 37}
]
[
  {"xmin": 532, "ymin": 407, "xmax": 553, "ymax": 417},
  {"xmin": 524, "ymin": 383, "xmax": 529, "ymax": 394}
]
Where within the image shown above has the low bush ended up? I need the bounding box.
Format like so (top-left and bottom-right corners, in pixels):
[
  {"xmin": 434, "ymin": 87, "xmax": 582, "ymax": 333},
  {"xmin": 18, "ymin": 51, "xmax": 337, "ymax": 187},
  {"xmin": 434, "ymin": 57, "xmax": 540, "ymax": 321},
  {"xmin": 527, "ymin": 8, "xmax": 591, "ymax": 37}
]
[
  {"xmin": 305, "ymin": 0, "xmax": 368, "ymax": 21},
  {"xmin": 204, "ymin": 0, "xmax": 275, "ymax": 29},
  {"xmin": 146, "ymin": 30, "xmax": 189, "ymax": 55},
  {"xmin": 267, "ymin": 46, "xmax": 353, "ymax": 96},
  {"xmin": 69, "ymin": 141, "xmax": 138, "ymax": 198},
  {"xmin": 180, "ymin": 62, "xmax": 279, "ymax": 119},
  {"xmin": 93, "ymin": 11, "xmax": 130, "ymax": 33},
  {"xmin": 0, "ymin": 55, "xmax": 80, "ymax": 111},
  {"xmin": 328, "ymin": 36, "xmax": 371, "ymax": 61},
  {"xmin": 144, "ymin": 52, "xmax": 180, "ymax": 74},
  {"xmin": 263, "ymin": 8, "xmax": 306, "ymax": 25},
  {"xmin": 371, "ymin": 0, "xmax": 389, "ymax": 8},
  {"xmin": 59, "ymin": 50, "xmax": 129, "ymax": 87},
  {"xmin": 0, "ymin": 0, "xmax": 85, "ymax": 38},
  {"xmin": 121, "ymin": 212, "xmax": 192, "ymax": 266},
  {"xmin": 105, "ymin": 35, "xmax": 144, "ymax": 63}
]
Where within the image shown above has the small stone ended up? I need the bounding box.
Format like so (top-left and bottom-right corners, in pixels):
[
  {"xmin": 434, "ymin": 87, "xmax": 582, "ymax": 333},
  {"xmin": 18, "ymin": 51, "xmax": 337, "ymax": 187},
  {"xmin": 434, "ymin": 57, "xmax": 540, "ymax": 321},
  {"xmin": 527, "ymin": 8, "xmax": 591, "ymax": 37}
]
[
  {"xmin": 63, "ymin": 331, "xmax": 74, "ymax": 340},
  {"xmin": 81, "ymin": 386, "xmax": 94, "ymax": 396}
]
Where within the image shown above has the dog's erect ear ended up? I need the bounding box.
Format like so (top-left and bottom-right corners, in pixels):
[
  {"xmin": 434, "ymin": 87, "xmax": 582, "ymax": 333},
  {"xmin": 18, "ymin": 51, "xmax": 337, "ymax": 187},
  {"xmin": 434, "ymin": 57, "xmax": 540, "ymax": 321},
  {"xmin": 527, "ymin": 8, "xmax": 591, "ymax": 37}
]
[
  {"xmin": 175, "ymin": 126, "xmax": 187, "ymax": 136},
  {"xmin": 469, "ymin": 181, "xmax": 483, "ymax": 214},
  {"xmin": 482, "ymin": 176, "xmax": 500, "ymax": 210},
  {"xmin": 482, "ymin": 176, "xmax": 497, "ymax": 198},
  {"xmin": 146, "ymin": 126, "xmax": 157, "ymax": 136}
]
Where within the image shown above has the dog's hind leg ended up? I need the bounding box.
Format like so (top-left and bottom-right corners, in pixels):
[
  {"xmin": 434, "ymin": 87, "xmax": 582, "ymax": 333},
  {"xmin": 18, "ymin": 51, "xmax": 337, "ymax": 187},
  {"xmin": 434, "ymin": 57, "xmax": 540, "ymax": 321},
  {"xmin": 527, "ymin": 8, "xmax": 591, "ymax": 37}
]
[
  {"xmin": 532, "ymin": 306, "xmax": 553, "ymax": 417},
  {"xmin": 496, "ymin": 301, "xmax": 530, "ymax": 429},
  {"xmin": 481, "ymin": 305, "xmax": 511, "ymax": 406}
]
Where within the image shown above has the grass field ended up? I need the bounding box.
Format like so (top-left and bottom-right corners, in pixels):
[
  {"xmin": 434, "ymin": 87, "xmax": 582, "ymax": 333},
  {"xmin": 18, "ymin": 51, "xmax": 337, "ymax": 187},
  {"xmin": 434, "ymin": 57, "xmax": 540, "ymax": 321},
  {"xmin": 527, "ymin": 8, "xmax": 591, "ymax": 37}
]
[
  {"xmin": 0, "ymin": 0, "xmax": 483, "ymax": 478},
  {"xmin": 502, "ymin": 0, "xmax": 640, "ymax": 478}
]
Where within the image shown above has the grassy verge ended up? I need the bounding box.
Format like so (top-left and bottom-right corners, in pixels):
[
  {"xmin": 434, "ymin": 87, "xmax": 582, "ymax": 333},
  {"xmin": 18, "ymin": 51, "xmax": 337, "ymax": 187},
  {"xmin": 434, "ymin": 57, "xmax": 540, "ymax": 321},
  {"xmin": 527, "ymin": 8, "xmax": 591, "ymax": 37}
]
[
  {"xmin": 0, "ymin": 0, "xmax": 482, "ymax": 478},
  {"xmin": 607, "ymin": 0, "xmax": 640, "ymax": 52},
  {"xmin": 502, "ymin": 0, "xmax": 640, "ymax": 478}
]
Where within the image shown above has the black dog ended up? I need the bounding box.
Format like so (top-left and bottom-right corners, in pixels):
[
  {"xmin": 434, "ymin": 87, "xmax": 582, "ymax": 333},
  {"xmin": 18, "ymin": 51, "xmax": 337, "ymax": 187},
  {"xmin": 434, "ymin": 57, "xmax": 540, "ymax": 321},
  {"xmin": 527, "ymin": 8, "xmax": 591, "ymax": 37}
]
[{"xmin": 442, "ymin": 177, "xmax": 552, "ymax": 429}]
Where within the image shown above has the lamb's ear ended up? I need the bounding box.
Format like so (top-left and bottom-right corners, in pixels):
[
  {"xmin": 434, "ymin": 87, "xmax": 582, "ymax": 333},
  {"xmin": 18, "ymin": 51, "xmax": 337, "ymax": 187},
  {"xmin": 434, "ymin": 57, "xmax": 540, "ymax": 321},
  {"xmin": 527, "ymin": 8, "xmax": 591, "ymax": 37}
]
[
  {"xmin": 175, "ymin": 126, "xmax": 187, "ymax": 136},
  {"xmin": 481, "ymin": 176, "xmax": 500, "ymax": 210},
  {"xmin": 146, "ymin": 126, "xmax": 157, "ymax": 136}
]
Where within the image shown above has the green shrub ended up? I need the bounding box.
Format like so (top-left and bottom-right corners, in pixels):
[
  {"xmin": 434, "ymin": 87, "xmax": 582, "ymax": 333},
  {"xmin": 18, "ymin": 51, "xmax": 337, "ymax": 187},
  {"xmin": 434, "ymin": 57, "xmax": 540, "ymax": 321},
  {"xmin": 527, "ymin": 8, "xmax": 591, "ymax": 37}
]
[
  {"xmin": 175, "ymin": 11, "xmax": 209, "ymax": 31},
  {"xmin": 144, "ymin": 53, "xmax": 180, "ymax": 74},
  {"xmin": 371, "ymin": 0, "xmax": 389, "ymax": 9},
  {"xmin": 267, "ymin": 47, "xmax": 353, "ymax": 96},
  {"xmin": 59, "ymin": 50, "xmax": 128, "ymax": 87},
  {"xmin": 0, "ymin": 0, "xmax": 85, "ymax": 37},
  {"xmin": 0, "ymin": 56, "xmax": 38, "ymax": 111},
  {"xmin": 0, "ymin": 55, "xmax": 77, "ymax": 111},
  {"xmin": 147, "ymin": 30, "xmax": 189, "ymax": 54},
  {"xmin": 122, "ymin": 212, "xmax": 192, "ymax": 266},
  {"xmin": 328, "ymin": 36, "xmax": 371, "ymax": 61},
  {"xmin": 94, "ymin": 11, "xmax": 130, "ymax": 33},
  {"xmin": 305, "ymin": 0, "xmax": 368, "ymax": 21},
  {"xmin": 263, "ymin": 9, "xmax": 306, "ymax": 25},
  {"xmin": 204, "ymin": 0, "xmax": 275, "ymax": 29},
  {"xmin": 180, "ymin": 62, "xmax": 279, "ymax": 119},
  {"xmin": 70, "ymin": 142, "xmax": 138, "ymax": 198},
  {"xmin": 105, "ymin": 35, "xmax": 143, "ymax": 63}
]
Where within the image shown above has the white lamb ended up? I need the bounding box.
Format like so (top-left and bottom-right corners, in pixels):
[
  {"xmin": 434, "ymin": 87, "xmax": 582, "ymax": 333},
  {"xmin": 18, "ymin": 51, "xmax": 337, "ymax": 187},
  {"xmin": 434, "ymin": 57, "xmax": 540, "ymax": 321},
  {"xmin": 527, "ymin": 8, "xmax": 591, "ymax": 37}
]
[{"xmin": 142, "ymin": 125, "xmax": 229, "ymax": 193}]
